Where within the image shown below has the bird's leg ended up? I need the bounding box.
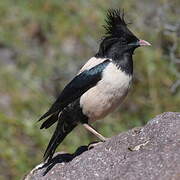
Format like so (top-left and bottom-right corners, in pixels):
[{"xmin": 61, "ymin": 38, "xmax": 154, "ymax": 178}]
[
  {"xmin": 82, "ymin": 123, "xmax": 107, "ymax": 142},
  {"xmin": 83, "ymin": 123, "xmax": 109, "ymax": 150}
]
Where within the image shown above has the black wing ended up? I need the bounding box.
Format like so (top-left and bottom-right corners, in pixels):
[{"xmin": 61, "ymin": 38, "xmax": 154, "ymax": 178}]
[{"xmin": 39, "ymin": 59, "xmax": 110, "ymax": 121}]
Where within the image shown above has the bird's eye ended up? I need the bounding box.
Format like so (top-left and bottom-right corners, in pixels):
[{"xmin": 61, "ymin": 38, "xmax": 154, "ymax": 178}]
[{"xmin": 120, "ymin": 38, "xmax": 127, "ymax": 45}]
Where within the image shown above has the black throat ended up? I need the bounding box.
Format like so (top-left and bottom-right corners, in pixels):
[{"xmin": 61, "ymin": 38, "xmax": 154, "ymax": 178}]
[
  {"xmin": 95, "ymin": 36, "xmax": 135, "ymax": 75},
  {"xmin": 114, "ymin": 53, "xmax": 133, "ymax": 75}
]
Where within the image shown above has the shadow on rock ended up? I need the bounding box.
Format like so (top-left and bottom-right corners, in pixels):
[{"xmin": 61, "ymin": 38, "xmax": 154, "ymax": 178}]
[{"xmin": 40, "ymin": 145, "xmax": 89, "ymax": 175}]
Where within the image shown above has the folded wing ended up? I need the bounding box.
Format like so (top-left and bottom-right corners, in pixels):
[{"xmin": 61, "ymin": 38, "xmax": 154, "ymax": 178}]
[{"xmin": 39, "ymin": 59, "xmax": 110, "ymax": 124}]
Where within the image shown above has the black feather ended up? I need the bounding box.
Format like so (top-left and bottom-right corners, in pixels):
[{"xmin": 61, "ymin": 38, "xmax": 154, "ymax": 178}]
[
  {"xmin": 102, "ymin": 9, "xmax": 138, "ymax": 42},
  {"xmin": 40, "ymin": 112, "xmax": 59, "ymax": 129},
  {"xmin": 43, "ymin": 98, "xmax": 87, "ymax": 162},
  {"xmin": 104, "ymin": 9, "xmax": 127, "ymax": 36},
  {"xmin": 38, "ymin": 103, "xmax": 59, "ymax": 121},
  {"xmin": 43, "ymin": 120, "xmax": 76, "ymax": 162}
]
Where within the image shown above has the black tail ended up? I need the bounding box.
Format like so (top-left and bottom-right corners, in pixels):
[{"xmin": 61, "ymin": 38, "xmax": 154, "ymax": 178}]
[{"xmin": 43, "ymin": 117, "xmax": 77, "ymax": 162}]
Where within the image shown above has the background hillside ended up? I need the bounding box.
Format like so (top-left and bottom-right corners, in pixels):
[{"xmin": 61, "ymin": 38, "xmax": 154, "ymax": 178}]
[{"xmin": 0, "ymin": 0, "xmax": 179, "ymax": 179}]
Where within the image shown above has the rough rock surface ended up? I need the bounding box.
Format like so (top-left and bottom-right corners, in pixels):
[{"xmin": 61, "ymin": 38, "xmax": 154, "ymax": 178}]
[{"xmin": 24, "ymin": 112, "xmax": 180, "ymax": 180}]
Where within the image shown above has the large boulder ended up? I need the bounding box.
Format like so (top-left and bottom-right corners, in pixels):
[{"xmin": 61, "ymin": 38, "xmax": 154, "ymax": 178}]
[{"xmin": 24, "ymin": 112, "xmax": 180, "ymax": 180}]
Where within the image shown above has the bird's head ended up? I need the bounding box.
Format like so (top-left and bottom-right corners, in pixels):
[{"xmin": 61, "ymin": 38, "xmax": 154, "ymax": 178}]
[{"xmin": 96, "ymin": 9, "xmax": 151, "ymax": 59}]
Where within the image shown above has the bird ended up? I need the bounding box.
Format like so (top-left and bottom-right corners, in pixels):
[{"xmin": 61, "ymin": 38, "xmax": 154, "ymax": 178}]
[{"xmin": 38, "ymin": 9, "xmax": 151, "ymax": 162}]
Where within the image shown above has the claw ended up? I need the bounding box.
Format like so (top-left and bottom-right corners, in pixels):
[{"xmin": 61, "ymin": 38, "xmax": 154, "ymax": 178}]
[{"xmin": 88, "ymin": 141, "xmax": 104, "ymax": 150}]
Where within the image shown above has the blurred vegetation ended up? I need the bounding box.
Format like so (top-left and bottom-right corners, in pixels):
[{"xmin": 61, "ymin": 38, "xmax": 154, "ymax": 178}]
[{"xmin": 0, "ymin": 0, "xmax": 179, "ymax": 179}]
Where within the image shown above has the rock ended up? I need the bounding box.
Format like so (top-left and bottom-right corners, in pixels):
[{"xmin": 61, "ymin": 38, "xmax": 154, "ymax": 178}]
[{"xmin": 24, "ymin": 112, "xmax": 180, "ymax": 180}]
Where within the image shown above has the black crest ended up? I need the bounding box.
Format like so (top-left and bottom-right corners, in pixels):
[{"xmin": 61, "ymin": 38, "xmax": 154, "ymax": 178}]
[
  {"xmin": 104, "ymin": 9, "xmax": 126, "ymax": 36},
  {"xmin": 103, "ymin": 9, "xmax": 137, "ymax": 41}
]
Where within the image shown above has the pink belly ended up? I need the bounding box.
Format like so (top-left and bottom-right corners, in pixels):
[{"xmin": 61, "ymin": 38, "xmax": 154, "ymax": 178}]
[{"xmin": 80, "ymin": 86, "xmax": 129, "ymax": 123}]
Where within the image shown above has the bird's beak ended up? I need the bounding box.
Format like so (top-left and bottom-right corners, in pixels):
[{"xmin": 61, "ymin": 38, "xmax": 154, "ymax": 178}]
[{"xmin": 139, "ymin": 39, "xmax": 151, "ymax": 46}]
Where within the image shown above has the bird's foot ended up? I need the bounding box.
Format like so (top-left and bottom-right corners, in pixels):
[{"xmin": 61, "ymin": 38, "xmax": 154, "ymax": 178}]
[
  {"xmin": 88, "ymin": 138, "xmax": 110, "ymax": 150},
  {"xmin": 88, "ymin": 141, "xmax": 103, "ymax": 150}
]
